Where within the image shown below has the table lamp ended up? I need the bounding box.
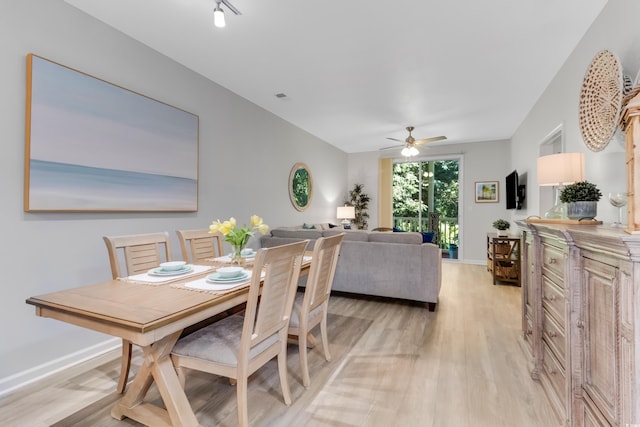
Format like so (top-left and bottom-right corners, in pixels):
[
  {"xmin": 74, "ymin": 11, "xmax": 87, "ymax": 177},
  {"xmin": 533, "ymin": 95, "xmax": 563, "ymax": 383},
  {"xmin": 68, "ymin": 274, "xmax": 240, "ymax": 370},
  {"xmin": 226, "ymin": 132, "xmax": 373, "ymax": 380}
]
[
  {"xmin": 537, "ymin": 152, "xmax": 585, "ymax": 219},
  {"xmin": 337, "ymin": 205, "xmax": 356, "ymax": 229}
]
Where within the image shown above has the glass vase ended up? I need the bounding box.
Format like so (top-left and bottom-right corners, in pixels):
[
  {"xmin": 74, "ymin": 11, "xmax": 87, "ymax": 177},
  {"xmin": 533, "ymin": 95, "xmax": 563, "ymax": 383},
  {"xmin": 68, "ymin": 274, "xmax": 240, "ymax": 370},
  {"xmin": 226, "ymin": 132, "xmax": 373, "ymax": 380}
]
[{"xmin": 231, "ymin": 244, "xmax": 246, "ymax": 265}]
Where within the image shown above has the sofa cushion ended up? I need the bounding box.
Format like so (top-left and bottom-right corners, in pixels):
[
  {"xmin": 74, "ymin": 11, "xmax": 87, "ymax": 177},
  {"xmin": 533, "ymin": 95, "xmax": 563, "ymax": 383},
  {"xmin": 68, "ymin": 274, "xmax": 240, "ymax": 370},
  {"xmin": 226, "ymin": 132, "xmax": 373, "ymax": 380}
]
[
  {"xmin": 368, "ymin": 232, "xmax": 422, "ymax": 245},
  {"xmin": 271, "ymin": 228, "xmax": 323, "ymax": 239},
  {"xmin": 322, "ymin": 229, "xmax": 369, "ymax": 241},
  {"xmin": 302, "ymin": 223, "xmax": 316, "ymax": 229}
]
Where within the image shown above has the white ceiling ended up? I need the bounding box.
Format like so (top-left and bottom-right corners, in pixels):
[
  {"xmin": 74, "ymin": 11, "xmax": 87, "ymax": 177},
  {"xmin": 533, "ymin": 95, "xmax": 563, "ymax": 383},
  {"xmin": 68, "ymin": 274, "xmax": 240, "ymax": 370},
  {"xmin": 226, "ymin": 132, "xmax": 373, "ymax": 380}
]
[{"xmin": 64, "ymin": 0, "xmax": 608, "ymax": 154}]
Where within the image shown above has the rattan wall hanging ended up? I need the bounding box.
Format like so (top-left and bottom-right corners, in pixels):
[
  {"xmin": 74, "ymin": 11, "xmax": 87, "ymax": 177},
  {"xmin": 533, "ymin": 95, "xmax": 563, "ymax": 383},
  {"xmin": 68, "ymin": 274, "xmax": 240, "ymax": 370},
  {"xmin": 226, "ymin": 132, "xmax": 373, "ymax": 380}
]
[{"xmin": 578, "ymin": 50, "xmax": 623, "ymax": 152}]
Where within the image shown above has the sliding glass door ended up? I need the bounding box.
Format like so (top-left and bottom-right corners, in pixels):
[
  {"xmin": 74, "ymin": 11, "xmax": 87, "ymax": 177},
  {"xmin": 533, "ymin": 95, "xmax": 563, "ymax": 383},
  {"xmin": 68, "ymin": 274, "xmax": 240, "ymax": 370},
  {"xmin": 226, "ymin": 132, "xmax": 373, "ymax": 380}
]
[{"xmin": 392, "ymin": 159, "xmax": 459, "ymax": 258}]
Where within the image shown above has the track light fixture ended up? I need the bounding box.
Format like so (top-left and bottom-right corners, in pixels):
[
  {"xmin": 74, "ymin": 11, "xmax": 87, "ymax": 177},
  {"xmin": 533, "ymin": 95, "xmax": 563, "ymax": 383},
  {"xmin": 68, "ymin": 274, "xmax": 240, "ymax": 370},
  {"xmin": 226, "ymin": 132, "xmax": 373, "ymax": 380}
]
[
  {"xmin": 213, "ymin": 2, "xmax": 225, "ymax": 27},
  {"xmin": 213, "ymin": 0, "xmax": 242, "ymax": 29}
]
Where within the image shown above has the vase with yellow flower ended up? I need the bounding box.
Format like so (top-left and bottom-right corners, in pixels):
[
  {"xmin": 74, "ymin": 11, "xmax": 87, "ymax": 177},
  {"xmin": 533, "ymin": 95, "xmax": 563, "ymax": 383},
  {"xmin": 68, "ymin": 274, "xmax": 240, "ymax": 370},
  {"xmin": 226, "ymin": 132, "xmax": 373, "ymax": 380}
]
[{"xmin": 209, "ymin": 215, "xmax": 270, "ymax": 264}]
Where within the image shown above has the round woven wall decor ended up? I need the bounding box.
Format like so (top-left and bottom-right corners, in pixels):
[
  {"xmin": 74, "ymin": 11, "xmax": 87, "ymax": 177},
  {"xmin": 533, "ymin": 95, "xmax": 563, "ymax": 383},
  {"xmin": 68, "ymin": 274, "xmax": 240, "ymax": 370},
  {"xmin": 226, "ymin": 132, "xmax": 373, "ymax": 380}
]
[{"xmin": 578, "ymin": 50, "xmax": 623, "ymax": 152}]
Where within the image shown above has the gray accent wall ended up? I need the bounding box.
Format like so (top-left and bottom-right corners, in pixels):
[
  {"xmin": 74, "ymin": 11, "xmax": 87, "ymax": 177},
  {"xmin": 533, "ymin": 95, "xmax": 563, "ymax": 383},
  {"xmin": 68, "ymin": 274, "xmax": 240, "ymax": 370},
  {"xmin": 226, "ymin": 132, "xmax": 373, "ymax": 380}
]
[
  {"xmin": 511, "ymin": 0, "xmax": 632, "ymax": 222},
  {"xmin": 349, "ymin": 140, "xmax": 512, "ymax": 264},
  {"xmin": 0, "ymin": 0, "xmax": 346, "ymax": 392}
]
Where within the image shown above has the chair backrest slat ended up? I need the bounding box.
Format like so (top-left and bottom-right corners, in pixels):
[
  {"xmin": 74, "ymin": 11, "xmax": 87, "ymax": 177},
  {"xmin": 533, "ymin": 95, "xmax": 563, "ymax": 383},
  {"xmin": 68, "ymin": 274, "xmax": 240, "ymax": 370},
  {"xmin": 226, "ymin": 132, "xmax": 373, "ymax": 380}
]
[
  {"xmin": 103, "ymin": 232, "xmax": 172, "ymax": 279},
  {"xmin": 176, "ymin": 229, "xmax": 224, "ymax": 263},
  {"xmin": 241, "ymin": 240, "xmax": 308, "ymax": 354},
  {"xmin": 304, "ymin": 233, "xmax": 345, "ymax": 313}
]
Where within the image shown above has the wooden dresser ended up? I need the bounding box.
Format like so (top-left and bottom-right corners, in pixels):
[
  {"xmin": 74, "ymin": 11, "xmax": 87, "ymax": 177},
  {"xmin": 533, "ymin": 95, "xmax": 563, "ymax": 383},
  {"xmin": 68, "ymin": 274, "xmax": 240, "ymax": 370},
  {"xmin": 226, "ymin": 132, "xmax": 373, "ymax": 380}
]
[{"xmin": 517, "ymin": 221, "xmax": 640, "ymax": 427}]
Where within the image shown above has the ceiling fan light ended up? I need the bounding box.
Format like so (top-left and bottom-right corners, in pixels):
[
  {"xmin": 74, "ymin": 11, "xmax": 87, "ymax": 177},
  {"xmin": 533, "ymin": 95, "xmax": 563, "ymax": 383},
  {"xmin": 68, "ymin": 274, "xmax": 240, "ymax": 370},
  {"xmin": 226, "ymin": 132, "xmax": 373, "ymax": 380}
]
[
  {"xmin": 214, "ymin": 5, "xmax": 225, "ymax": 28},
  {"xmin": 409, "ymin": 146, "xmax": 419, "ymax": 156},
  {"xmin": 401, "ymin": 146, "xmax": 411, "ymax": 157}
]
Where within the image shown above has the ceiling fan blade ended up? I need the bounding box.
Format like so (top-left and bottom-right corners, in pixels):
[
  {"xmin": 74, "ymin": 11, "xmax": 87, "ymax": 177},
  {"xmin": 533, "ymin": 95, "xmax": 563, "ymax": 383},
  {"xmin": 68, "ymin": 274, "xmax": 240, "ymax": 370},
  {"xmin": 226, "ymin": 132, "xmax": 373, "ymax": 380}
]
[
  {"xmin": 414, "ymin": 136, "xmax": 447, "ymax": 146},
  {"xmin": 379, "ymin": 144, "xmax": 404, "ymax": 151},
  {"xmin": 385, "ymin": 137, "xmax": 404, "ymax": 142}
]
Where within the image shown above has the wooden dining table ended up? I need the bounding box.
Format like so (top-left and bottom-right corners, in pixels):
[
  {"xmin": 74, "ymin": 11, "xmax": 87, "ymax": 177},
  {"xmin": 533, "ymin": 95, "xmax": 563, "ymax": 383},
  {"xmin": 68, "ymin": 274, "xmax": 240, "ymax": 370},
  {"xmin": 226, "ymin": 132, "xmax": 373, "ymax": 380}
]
[{"xmin": 25, "ymin": 255, "xmax": 311, "ymax": 427}]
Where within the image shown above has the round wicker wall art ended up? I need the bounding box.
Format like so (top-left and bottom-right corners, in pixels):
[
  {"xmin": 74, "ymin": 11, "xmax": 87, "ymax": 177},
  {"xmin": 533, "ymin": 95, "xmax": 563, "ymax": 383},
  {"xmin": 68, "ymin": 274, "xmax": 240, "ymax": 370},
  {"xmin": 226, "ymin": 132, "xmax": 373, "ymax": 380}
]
[{"xmin": 579, "ymin": 50, "xmax": 623, "ymax": 152}]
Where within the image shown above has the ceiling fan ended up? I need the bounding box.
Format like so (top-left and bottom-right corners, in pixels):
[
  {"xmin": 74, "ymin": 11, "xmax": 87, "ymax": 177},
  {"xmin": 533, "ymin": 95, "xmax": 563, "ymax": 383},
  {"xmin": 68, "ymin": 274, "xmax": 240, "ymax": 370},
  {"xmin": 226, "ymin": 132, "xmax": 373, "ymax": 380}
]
[{"xmin": 380, "ymin": 126, "xmax": 447, "ymax": 156}]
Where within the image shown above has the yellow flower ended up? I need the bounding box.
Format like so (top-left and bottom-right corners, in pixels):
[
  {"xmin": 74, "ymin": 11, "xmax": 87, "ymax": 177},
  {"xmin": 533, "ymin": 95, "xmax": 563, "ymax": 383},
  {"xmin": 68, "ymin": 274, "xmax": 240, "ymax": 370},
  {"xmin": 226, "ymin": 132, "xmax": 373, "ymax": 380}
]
[
  {"xmin": 250, "ymin": 215, "xmax": 263, "ymax": 227},
  {"xmin": 209, "ymin": 215, "xmax": 269, "ymax": 249}
]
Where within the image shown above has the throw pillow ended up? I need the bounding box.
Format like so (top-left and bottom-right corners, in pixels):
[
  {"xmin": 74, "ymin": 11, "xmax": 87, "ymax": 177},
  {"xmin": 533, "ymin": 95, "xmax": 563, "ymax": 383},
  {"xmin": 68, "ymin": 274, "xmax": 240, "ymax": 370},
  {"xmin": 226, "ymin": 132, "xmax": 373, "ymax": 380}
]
[
  {"xmin": 392, "ymin": 227, "xmax": 405, "ymax": 232},
  {"xmin": 328, "ymin": 223, "xmax": 339, "ymax": 228},
  {"xmin": 302, "ymin": 223, "xmax": 316, "ymax": 229},
  {"xmin": 420, "ymin": 232, "xmax": 434, "ymax": 243}
]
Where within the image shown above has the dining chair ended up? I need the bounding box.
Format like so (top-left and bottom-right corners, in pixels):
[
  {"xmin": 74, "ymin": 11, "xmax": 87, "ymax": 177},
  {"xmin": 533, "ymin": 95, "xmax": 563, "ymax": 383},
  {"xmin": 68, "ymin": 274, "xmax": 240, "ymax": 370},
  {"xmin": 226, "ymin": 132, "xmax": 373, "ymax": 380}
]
[
  {"xmin": 170, "ymin": 239, "xmax": 309, "ymax": 427},
  {"xmin": 176, "ymin": 228, "xmax": 224, "ymax": 263},
  {"xmin": 103, "ymin": 232, "xmax": 172, "ymax": 394},
  {"xmin": 288, "ymin": 233, "xmax": 344, "ymax": 388}
]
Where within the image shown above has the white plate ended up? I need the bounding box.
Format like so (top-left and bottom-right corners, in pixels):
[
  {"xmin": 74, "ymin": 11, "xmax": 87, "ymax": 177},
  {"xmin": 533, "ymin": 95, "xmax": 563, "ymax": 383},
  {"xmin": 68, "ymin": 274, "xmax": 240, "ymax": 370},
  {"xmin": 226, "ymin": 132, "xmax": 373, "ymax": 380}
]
[
  {"xmin": 207, "ymin": 271, "xmax": 249, "ymax": 283},
  {"xmin": 187, "ymin": 281, "xmax": 248, "ymax": 291},
  {"xmin": 229, "ymin": 251, "xmax": 256, "ymax": 258},
  {"xmin": 148, "ymin": 265, "xmax": 194, "ymax": 276}
]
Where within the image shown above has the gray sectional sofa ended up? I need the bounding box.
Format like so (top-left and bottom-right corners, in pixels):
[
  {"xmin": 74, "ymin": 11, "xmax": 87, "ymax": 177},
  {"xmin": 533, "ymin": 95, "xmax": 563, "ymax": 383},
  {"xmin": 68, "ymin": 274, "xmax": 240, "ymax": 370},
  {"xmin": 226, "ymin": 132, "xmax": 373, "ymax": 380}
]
[{"xmin": 259, "ymin": 225, "xmax": 442, "ymax": 311}]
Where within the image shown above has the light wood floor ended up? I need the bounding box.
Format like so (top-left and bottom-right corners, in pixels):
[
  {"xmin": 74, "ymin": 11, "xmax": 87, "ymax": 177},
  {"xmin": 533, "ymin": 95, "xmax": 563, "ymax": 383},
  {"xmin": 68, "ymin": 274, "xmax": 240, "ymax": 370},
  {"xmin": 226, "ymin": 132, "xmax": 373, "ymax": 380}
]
[{"xmin": 0, "ymin": 262, "xmax": 559, "ymax": 426}]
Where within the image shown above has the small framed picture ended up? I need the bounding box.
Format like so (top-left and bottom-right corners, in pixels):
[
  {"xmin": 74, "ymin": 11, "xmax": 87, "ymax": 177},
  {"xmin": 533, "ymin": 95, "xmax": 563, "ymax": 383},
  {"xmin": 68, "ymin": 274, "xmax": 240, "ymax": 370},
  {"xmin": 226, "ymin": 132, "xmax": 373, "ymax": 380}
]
[{"xmin": 475, "ymin": 181, "xmax": 499, "ymax": 203}]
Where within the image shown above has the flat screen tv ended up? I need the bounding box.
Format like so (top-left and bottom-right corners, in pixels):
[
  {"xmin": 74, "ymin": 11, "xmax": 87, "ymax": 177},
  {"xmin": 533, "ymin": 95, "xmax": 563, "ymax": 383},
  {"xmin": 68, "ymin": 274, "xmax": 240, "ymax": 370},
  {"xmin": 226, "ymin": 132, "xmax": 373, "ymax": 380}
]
[{"xmin": 506, "ymin": 170, "xmax": 519, "ymax": 210}]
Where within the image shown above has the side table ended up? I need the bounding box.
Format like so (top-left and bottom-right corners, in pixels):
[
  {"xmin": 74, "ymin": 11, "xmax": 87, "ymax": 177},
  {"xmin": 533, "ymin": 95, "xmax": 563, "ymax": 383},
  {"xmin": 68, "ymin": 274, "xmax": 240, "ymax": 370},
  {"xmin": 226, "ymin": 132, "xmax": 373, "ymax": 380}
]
[{"xmin": 486, "ymin": 233, "xmax": 521, "ymax": 286}]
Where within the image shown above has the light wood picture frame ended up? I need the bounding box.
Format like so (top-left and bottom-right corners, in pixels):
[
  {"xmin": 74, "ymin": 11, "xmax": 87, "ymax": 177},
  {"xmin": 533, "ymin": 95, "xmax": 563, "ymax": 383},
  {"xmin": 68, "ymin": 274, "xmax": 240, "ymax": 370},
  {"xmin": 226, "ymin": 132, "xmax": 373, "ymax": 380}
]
[
  {"xmin": 289, "ymin": 162, "xmax": 313, "ymax": 211},
  {"xmin": 475, "ymin": 181, "xmax": 499, "ymax": 203},
  {"xmin": 24, "ymin": 54, "xmax": 199, "ymax": 212}
]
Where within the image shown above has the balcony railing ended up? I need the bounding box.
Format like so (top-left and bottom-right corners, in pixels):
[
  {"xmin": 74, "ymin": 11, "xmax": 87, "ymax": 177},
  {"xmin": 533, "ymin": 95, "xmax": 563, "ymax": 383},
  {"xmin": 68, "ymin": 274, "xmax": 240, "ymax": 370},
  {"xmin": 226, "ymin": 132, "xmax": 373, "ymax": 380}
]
[{"xmin": 393, "ymin": 216, "xmax": 459, "ymax": 250}]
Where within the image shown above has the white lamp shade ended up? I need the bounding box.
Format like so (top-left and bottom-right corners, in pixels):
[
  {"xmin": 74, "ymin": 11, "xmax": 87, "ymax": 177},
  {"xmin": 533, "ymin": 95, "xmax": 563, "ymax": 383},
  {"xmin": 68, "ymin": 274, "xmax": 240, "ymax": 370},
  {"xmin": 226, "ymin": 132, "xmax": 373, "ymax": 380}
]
[
  {"xmin": 337, "ymin": 206, "xmax": 355, "ymax": 219},
  {"xmin": 537, "ymin": 152, "xmax": 585, "ymax": 186}
]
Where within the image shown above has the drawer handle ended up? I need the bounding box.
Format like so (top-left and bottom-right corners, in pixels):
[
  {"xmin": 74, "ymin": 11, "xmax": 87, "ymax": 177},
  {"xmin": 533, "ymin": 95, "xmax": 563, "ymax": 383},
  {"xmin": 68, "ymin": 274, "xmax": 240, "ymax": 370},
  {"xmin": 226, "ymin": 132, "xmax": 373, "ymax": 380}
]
[
  {"xmin": 543, "ymin": 294, "xmax": 556, "ymax": 301},
  {"xmin": 543, "ymin": 363, "xmax": 556, "ymax": 375},
  {"xmin": 547, "ymin": 331, "xmax": 557, "ymax": 338},
  {"xmin": 577, "ymin": 320, "xmax": 584, "ymax": 329},
  {"xmin": 526, "ymin": 329, "xmax": 533, "ymax": 336},
  {"xmin": 548, "ymin": 257, "xmax": 557, "ymax": 264}
]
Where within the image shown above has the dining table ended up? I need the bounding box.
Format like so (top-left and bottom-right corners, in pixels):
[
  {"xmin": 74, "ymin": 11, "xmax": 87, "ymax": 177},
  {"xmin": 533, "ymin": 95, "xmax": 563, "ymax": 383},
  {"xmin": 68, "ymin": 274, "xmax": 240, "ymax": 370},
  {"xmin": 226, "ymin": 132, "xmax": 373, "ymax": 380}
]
[{"xmin": 25, "ymin": 253, "xmax": 312, "ymax": 427}]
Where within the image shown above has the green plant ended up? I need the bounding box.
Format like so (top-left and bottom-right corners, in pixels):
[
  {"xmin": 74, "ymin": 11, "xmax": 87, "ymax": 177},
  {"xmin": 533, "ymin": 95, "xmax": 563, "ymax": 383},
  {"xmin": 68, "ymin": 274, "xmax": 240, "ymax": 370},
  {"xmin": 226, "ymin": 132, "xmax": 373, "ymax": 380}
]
[
  {"xmin": 559, "ymin": 181, "xmax": 602, "ymax": 203},
  {"xmin": 345, "ymin": 183, "xmax": 370, "ymax": 230},
  {"xmin": 209, "ymin": 215, "xmax": 269, "ymax": 262},
  {"xmin": 492, "ymin": 219, "xmax": 510, "ymax": 230}
]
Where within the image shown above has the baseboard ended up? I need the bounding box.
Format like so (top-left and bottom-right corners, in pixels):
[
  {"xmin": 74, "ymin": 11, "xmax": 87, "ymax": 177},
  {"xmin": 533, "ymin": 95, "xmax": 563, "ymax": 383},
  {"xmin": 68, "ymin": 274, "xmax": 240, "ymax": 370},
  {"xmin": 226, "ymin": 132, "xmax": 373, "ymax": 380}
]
[{"xmin": 0, "ymin": 338, "xmax": 121, "ymax": 397}]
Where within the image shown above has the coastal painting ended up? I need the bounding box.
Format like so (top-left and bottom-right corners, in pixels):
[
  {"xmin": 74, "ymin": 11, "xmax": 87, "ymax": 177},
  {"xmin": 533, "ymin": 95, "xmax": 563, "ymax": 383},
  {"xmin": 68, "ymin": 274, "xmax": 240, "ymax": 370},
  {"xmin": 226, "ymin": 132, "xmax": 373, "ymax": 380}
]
[{"xmin": 24, "ymin": 54, "xmax": 199, "ymax": 212}]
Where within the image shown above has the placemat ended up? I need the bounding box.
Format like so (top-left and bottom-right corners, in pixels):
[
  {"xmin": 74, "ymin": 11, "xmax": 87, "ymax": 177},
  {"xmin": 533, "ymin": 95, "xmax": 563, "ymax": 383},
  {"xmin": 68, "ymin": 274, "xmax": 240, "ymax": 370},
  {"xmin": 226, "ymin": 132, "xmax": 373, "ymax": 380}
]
[
  {"xmin": 172, "ymin": 270, "xmax": 264, "ymax": 295},
  {"xmin": 119, "ymin": 264, "xmax": 213, "ymax": 286}
]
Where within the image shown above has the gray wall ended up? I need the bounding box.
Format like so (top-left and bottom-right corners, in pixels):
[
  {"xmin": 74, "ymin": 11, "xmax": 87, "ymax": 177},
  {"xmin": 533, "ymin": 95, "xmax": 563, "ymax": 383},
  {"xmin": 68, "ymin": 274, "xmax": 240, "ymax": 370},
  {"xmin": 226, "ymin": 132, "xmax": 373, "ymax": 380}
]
[
  {"xmin": 511, "ymin": 0, "xmax": 634, "ymax": 221},
  {"xmin": 348, "ymin": 140, "xmax": 512, "ymax": 264},
  {"xmin": 0, "ymin": 0, "xmax": 346, "ymax": 392},
  {"xmin": 349, "ymin": 0, "xmax": 640, "ymax": 263}
]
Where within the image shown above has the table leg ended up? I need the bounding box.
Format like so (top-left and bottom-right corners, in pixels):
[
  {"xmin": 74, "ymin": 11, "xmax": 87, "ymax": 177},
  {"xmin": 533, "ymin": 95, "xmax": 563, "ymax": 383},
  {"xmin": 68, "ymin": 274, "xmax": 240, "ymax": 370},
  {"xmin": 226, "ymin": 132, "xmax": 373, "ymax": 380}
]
[{"xmin": 111, "ymin": 331, "xmax": 201, "ymax": 427}]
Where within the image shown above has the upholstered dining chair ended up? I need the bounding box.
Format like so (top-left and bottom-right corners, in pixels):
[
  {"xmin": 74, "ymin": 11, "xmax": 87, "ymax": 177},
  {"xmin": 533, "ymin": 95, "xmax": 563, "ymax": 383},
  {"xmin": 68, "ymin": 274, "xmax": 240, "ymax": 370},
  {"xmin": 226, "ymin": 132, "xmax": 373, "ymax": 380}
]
[
  {"xmin": 288, "ymin": 233, "xmax": 344, "ymax": 388},
  {"xmin": 176, "ymin": 228, "xmax": 224, "ymax": 263},
  {"xmin": 103, "ymin": 232, "xmax": 172, "ymax": 394},
  {"xmin": 170, "ymin": 240, "xmax": 309, "ymax": 427}
]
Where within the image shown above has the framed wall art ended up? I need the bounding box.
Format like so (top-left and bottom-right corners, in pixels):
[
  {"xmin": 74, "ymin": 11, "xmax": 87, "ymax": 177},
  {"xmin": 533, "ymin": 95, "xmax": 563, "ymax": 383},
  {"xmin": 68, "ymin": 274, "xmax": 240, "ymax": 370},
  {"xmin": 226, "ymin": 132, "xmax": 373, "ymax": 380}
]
[
  {"xmin": 24, "ymin": 54, "xmax": 199, "ymax": 212},
  {"xmin": 475, "ymin": 181, "xmax": 499, "ymax": 203}
]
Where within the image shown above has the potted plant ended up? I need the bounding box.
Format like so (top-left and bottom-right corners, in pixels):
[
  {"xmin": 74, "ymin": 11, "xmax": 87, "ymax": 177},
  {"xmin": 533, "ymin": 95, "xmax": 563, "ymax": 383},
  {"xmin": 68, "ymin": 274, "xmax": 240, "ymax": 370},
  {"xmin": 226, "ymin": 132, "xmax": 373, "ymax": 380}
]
[
  {"xmin": 559, "ymin": 180, "xmax": 602, "ymax": 220},
  {"xmin": 492, "ymin": 219, "xmax": 510, "ymax": 237},
  {"xmin": 345, "ymin": 183, "xmax": 370, "ymax": 230}
]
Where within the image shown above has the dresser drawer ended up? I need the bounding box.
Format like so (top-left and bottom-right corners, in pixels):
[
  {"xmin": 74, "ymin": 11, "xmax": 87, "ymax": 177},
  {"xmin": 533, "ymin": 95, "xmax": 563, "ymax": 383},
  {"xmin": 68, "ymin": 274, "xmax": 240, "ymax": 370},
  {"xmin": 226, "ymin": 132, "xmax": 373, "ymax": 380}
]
[
  {"xmin": 542, "ymin": 342, "xmax": 567, "ymax": 417},
  {"xmin": 542, "ymin": 242, "xmax": 565, "ymax": 280},
  {"xmin": 542, "ymin": 276, "xmax": 565, "ymax": 324},
  {"xmin": 542, "ymin": 309, "xmax": 566, "ymax": 366}
]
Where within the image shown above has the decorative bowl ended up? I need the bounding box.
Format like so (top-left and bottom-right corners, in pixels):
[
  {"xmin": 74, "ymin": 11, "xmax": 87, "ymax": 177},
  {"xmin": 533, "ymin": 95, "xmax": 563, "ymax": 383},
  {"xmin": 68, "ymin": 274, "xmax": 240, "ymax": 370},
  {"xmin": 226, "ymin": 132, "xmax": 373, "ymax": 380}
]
[
  {"xmin": 217, "ymin": 266, "xmax": 244, "ymax": 278},
  {"xmin": 160, "ymin": 261, "xmax": 186, "ymax": 271}
]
